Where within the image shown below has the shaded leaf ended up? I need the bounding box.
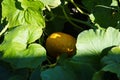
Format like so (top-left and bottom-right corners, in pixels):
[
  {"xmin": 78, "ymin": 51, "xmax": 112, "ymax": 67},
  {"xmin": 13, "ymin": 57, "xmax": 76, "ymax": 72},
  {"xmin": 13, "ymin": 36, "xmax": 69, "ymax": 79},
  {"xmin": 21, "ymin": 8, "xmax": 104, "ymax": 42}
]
[
  {"xmin": 41, "ymin": 60, "xmax": 95, "ymax": 80},
  {"xmin": 81, "ymin": 0, "xmax": 112, "ymax": 12},
  {"xmin": 92, "ymin": 71, "xmax": 104, "ymax": 80},
  {"xmin": 101, "ymin": 46, "xmax": 120, "ymax": 78},
  {"xmin": 30, "ymin": 67, "xmax": 41, "ymax": 80},
  {"xmin": 0, "ymin": 65, "xmax": 12, "ymax": 80},
  {"xmin": 8, "ymin": 68, "xmax": 29, "ymax": 80},
  {"xmin": 63, "ymin": 61, "xmax": 96, "ymax": 80},
  {"xmin": 41, "ymin": 66, "xmax": 77, "ymax": 80},
  {"xmin": 92, "ymin": 6, "xmax": 120, "ymax": 28},
  {"xmin": 82, "ymin": 0, "xmax": 120, "ymax": 28},
  {"xmin": 8, "ymin": 75, "xmax": 26, "ymax": 80},
  {"xmin": 1, "ymin": 43, "xmax": 46, "ymax": 69}
]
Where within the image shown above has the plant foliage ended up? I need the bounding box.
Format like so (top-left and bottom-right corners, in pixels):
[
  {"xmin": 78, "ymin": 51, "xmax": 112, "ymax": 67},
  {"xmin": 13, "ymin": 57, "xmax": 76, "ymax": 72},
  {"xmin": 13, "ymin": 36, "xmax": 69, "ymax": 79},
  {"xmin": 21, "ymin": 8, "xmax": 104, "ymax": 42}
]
[{"xmin": 0, "ymin": 0, "xmax": 120, "ymax": 80}]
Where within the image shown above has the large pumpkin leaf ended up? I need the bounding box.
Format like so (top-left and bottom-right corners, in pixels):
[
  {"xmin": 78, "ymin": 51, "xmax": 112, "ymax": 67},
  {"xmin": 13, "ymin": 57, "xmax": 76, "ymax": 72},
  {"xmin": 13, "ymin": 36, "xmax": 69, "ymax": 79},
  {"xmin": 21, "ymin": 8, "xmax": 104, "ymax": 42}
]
[
  {"xmin": 0, "ymin": 25, "xmax": 43, "ymax": 50},
  {"xmin": 2, "ymin": 0, "xmax": 45, "ymax": 28},
  {"xmin": 41, "ymin": 61, "xmax": 95, "ymax": 80},
  {"xmin": 41, "ymin": 66, "xmax": 77, "ymax": 80},
  {"xmin": 73, "ymin": 27, "xmax": 120, "ymax": 65},
  {"xmin": 0, "ymin": 25, "xmax": 46, "ymax": 69},
  {"xmin": 1, "ymin": 43, "xmax": 46, "ymax": 69},
  {"xmin": 62, "ymin": 61, "xmax": 96, "ymax": 80}
]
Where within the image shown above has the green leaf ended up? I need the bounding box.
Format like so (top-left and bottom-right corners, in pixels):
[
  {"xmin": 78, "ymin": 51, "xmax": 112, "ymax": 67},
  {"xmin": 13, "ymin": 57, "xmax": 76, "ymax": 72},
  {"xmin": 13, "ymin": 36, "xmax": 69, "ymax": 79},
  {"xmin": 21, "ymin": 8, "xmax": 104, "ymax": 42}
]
[
  {"xmin": 0, "ymin": 25, "xmax": 46, "ymax": 69},
  {"xmin": 0, "ymin": 26, "xmax": 29, "ymax": 53},
  {"xmin": 93, "ymin": 70, "xmax": 119, "ymax": 80},
  {"xmin": 27, "ymin": 25, "xmax": 43, "ymax": 43},
  {"xmin": 92, "ymin": 6, "xmax": 120, "ymax": 28},
  {"xmin": 73, "ymin": 27, "xmax": 120, "ymax": 66},
  {"xmin": 81, "ymin": 0, "xmax": 112, "ymax": 12},
  {"xmin": 0, "ymin": 24, "xmax": 43, "ymax": 51},
  {"xmin": 20, "ymin": 0, "xmax": 45, "ymax": 10},
  {"xmin": 40, "ymin": 0, "xmax": 61, "ymax": 8},
  {"xmin": 63, "ymin": 61, "xmax": 96, "ymax": 80},
  {"xmin": 0, "ymin": 65, "xmax": 12, "ymax": 80},
  {"xmin": 102, "ymin": 63, "xmax": 120, "ymax": 77},
  {"xmin": 8, "ymin": 75, "xmax": 26, "ymax": 80},
  {"xmin": 92, "ymin": 71, "xmax": 104, "ymax": 80},
  {"xmin": 111, "ymin": 0, "xmax": 118, "ymax": 6},
  {"xmin": 8, "ymin": 68, "xmax": 29, "ymax": 80},
  {"xmin": 2, "ymin": 0, "xmax": 16, "ymax": 20},
  {"xmin": 41, "ymin": 60, "xmax": 95, "ymax": 80},
  {"xmin": 2, "ymin": 43, "xmax": 46, "ymax": 69},
  {"xmin": 30, "ymin": 67, "xmax": 41, "ymax": 80},
  {"xmin": 41, "ymin": 66, "xmax": 77, "ymax": 80},
  {"xmin": 16, "ymin": 43, "xmax": 46, "ymax": 69},
  {"xmin": 2, "ymin": 0, "xmax": 45, "ymax": 28},
  {"xmin": 101, "ymin": 46, "xmax": 120, "ymax": 78},
  {"xmin": 82, "ymin": 0, "xmax": 120, "ymax": 28}
]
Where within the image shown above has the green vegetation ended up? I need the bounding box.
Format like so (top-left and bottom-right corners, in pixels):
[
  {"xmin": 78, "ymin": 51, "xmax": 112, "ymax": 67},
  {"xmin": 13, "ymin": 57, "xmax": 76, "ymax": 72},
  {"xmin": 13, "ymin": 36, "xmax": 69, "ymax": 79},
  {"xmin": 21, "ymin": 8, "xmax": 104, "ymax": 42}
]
[{"xmin": 0, "ymin": 0, "xmax": 120, "ymax": 80}]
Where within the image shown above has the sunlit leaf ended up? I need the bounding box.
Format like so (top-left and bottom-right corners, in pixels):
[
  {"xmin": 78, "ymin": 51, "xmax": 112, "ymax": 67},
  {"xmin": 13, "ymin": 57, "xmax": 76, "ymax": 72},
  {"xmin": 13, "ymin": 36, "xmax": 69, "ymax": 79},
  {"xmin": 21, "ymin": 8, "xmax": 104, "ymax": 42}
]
[
  {"xmin": 27, "ymin": 25, "xmax": 43, "ymax": 43},
  {"xmin": 20, "ymin": 0, "xmax": 45, "ymax": 10},
  {"xmin": 0, "ymin": 26, "xmax": 29, "ymax": 53},
  {"xmin": 40, "ymin": 0, "xmax": 61, "ymax": 8},
  {"xmin": 111, "ymin": 0, "xmax": 118, "ymax": 6},
  {"xmin": 2, "ymin": 0, "xmax": 45, "ymax": 28},
  {"xmin": 0, "ymin": 25, "xmax": 46, "ymax": 69},
  {"xmin": 73, "ymin": 27, "xmax": 120, "ymax": 66}
]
